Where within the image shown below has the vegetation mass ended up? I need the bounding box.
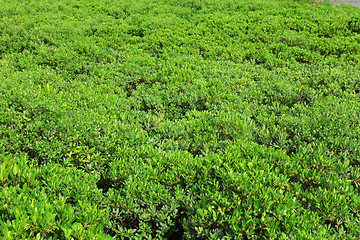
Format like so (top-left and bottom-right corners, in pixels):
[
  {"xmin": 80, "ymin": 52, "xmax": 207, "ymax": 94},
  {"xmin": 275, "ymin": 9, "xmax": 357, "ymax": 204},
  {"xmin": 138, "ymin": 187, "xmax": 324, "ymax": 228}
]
[{"xmin": 1, "ymin": 0, "xmax": 360, "ymax": 239}]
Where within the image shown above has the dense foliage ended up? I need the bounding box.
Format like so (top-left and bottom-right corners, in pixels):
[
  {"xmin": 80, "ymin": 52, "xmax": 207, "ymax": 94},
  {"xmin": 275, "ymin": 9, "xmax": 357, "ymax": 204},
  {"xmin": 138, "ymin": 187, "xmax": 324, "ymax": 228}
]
[{"xmin": 1, "ymin": 0, "xmax": 360, "ymax": 239}]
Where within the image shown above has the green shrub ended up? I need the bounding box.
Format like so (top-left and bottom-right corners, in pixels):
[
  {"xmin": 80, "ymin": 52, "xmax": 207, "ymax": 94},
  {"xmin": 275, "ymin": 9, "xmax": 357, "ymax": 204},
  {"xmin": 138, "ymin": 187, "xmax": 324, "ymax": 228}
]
[{"xmin": 1, "ymin": 0, "xmax": 360, "ymax": 238}]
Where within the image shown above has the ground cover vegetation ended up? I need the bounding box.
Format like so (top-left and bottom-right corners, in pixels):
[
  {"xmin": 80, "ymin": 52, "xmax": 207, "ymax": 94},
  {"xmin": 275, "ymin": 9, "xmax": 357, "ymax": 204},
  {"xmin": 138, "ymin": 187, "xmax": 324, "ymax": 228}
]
[{"xmin": 0, "ymin": 0, "xmax": 360, "ymax": 239}]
